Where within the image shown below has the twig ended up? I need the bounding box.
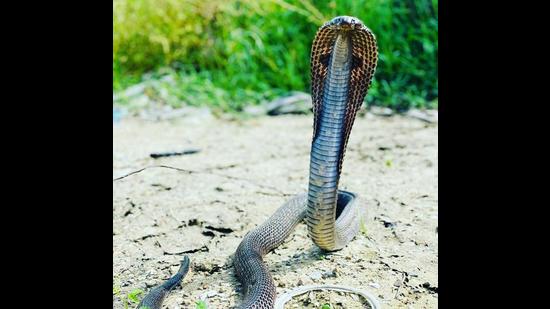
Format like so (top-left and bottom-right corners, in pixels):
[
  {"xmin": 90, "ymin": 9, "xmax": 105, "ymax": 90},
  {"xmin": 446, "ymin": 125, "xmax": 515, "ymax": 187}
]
[
  {"xmin": 114, "ymin": 169, "xmax": 138, "ymax": 181},
  {"xmin": 113, "ymin": 164, "xmax": 290, "ymax": 196},
  {"xmin": 150, "ymin": 149, "xmax": 201, "ymax": 159},
  {"xmin": 394, "ymin": 272, "xmax": 405, "ymax": 299},
  {"xmin": 163, "ymin": 245, "xmax": 209, "ymax": 255},
  {"xmin": 113, "ymin": 165, "xmax": 193, "ymax": 181}
]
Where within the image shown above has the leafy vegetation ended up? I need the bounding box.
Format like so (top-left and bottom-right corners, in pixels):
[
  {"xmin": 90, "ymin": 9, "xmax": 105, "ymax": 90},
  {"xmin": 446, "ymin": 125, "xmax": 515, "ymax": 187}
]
[
  {"xmin": 114, "ymin": 0, "xmax": 437, "ymax": 111},
  {"xmin": 360, "ymin": 217, "xmax": 368, "ymax": 236},
  {"xmin": 113, "ymin": 283, "xmax": 121, "ymax": 295},
  {"xmin": 114, "ymin": 288, "xmax": 143, "ymax": 309}
]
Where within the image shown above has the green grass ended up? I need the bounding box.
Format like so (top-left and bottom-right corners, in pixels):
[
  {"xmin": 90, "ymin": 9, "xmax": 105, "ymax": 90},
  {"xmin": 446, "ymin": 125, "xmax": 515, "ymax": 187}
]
[
  {"xmin": 196, "ymin": 300, "xmax": 208, "ymax": 309},
  {"xmin": 113, "ymin": 283, "xmax": 121, "ymax": 296},
  {"xmin": 115, "ymin": 68, "xmax": 285, "ymax": 112},
  {"xmin": 114, "ymin": 0, "xmax": 437, "ymax": 111},
  {"xmin": 128, "ymin": 289, "xmax": 143, "ymax": 303},
  {"xmin": 115, "ymin": 288, "xmax": 143, "ymax": 309},
  {"xmin": 321, "ymin": 304, "xmax": 333, "ymax": 309},
  {"xmin": 360, "ymin": 217, "xmax": 368, "ymax": 236}
]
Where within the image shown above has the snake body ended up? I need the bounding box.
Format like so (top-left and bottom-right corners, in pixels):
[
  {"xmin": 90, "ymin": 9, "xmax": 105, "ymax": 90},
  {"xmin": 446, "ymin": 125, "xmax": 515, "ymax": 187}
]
[
  {"xmin": 137, "ymin": 256, "xmax": 190, "ymax": 309},
  {"xmin": 136, "ymin": 15, "xmax": 377, "ymax": 309},
  {"xmin": 234, "ymin": 16, "xmax": 378, "ymax": 308}
]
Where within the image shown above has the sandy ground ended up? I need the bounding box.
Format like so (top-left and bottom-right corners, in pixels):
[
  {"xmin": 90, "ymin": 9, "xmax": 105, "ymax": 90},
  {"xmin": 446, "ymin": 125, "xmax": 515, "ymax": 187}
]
[{"xmin": 113, "ymin": 111, "xmax": 438, "ymax": 308}]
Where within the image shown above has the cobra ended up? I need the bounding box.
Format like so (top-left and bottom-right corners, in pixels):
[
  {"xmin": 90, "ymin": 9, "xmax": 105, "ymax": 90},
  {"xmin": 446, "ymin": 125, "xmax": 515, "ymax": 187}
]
[
  {"xmin": 233, "ymin": 15, "xmax": 378, "ymax": 308},
  {"xmin": 136, "ymin": 15, "xmax": 378, "ymax": 309}
]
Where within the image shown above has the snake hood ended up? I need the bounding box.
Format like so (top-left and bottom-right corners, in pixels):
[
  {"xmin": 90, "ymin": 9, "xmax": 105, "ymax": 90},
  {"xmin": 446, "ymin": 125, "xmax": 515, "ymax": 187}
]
[{"xmin": 307, "ymin": 15, "xmax": 378, "ymax": 251}]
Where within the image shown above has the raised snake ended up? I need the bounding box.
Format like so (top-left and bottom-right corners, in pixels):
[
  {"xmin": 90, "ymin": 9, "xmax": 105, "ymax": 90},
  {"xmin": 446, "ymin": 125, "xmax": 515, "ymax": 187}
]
[
  {"xmin": 233, "ymin": 15, "xmax": 378, "ymax": 308},
  {"xmin": 137, "ymin": 15, "xmax": 378, "ymax": 309}
]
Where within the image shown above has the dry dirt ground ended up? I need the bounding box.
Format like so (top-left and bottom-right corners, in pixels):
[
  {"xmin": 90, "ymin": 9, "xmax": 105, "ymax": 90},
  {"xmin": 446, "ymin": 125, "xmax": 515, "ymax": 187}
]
[{"xmin": 113, "ymin": 111, "xmax": 438, "ymax": 308}]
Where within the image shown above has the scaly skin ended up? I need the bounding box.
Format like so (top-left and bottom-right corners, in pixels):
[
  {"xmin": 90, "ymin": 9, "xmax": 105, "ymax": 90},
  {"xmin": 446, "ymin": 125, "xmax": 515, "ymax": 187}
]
[
  {"xmin": 137, "ymin": 256, "xmax": 190, "ymax": 309},
  {"xmin": 233, "ymin": 16, "xmax": 378, "ymax": 308},
  {"xmin": 307, "ymin": 16, "xmax": 378, "ymax": 250}
]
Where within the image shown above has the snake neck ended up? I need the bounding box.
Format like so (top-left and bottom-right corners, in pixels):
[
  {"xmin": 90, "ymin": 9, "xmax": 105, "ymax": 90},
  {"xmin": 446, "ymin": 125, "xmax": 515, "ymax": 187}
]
[{"xmin": 306, "ymin": 33, "xmax": 352, "ymax": 250}]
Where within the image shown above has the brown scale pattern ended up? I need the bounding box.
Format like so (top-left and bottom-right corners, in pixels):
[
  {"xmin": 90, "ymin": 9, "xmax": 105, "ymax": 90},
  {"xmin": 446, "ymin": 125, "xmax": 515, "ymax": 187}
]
[
  {"xmin": 310, "ymin": 23, "xmax": 378, "ymax": 175},
  {"xmin": 338, "ymin": 27, "xmax": 378, "ymax": 174},
  {"xmin": 310, "ymin": 26, "xmax": 337, "ymax": 140}
]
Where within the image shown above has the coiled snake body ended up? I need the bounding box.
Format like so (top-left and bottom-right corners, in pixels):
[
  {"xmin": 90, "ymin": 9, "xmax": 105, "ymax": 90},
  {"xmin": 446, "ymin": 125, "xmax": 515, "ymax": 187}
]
[
  {"xmin": 137, "ymin": 15, "xmax": 377, "ymax": 309},
  {"xmin": 234, "ymin": 16, "xmax": 378, "ymax": 308}
]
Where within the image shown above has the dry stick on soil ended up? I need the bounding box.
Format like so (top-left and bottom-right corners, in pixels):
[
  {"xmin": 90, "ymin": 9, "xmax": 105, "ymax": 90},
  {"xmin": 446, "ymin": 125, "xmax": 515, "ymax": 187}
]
[
  {"xmin": 113, "ymin": 164, "xmax": 291, "ymax": 196},
  {"xmin": 394, "ymin": 272, "xmax": 406, "ymax": 299}
]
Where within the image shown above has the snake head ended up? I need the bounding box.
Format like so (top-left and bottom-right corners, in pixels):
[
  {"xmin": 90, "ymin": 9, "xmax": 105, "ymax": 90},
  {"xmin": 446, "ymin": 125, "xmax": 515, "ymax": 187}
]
[{"xmin": 325, "ymin": 16, "xmax": 364, "ymax": 31}]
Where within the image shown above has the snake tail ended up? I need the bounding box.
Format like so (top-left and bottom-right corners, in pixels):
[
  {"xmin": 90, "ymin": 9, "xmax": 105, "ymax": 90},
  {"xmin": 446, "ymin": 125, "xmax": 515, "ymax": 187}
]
[{"xmin": 137, "ymin": 256, "xmax": 190, "ymax": 309}]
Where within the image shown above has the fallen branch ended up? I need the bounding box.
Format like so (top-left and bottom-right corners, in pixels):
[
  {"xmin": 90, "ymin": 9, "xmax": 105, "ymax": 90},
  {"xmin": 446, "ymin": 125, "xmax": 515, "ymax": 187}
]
[{"xmin": 150, "ymin": 149, "xmax": 201, "ymax": 159}]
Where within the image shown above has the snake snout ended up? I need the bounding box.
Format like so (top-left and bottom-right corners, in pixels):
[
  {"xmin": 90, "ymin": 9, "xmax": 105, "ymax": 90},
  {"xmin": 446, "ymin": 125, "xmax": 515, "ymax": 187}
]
[{"xmin": 328, "ymin": 16, "xmax": 364, "ymax": 30}]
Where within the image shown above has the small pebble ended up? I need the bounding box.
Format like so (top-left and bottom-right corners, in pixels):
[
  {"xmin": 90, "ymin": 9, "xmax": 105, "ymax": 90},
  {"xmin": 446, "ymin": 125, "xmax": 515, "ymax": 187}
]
[
  {"xmin": 322, "ymin": 270, "xmax": 336, "ymax": 279},
  {"xmin": 309, "ymin": 271, "xmax": 322, "ymax": 281},
  {"xmin": 297, "ymin": 276, "xmax": 312, "ymax": 285},
  {"xmin": 203, "ymin": 290, "xmax": 218, "ymax": 298}
]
